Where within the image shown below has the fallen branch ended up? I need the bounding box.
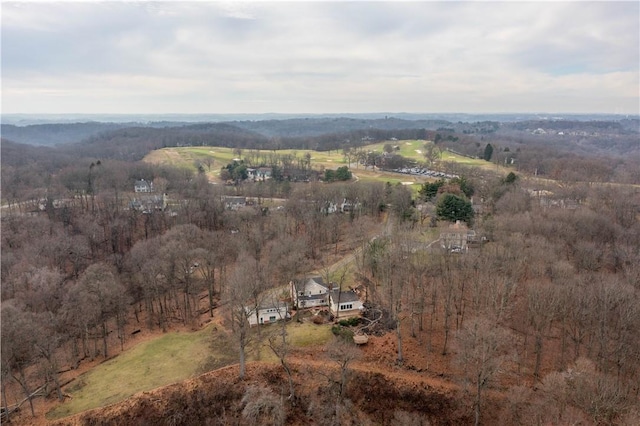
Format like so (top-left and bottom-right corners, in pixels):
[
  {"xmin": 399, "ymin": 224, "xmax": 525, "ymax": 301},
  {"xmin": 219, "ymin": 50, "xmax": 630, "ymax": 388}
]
[{"xmin": 4, "ymin": 383, "xmax": 47, "ymax": 415}]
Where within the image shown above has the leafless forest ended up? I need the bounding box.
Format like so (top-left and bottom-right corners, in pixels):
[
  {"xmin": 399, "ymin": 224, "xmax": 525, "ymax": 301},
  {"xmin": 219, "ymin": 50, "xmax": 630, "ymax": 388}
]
[{"xmin": 2, "ymin": 116, "xmax": 639, "ymax": 425}]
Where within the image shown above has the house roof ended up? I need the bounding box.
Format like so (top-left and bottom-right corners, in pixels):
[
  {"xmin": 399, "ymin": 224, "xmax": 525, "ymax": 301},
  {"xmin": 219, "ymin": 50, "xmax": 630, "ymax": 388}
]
[
  {"xmin": 299, "ymin": 293, "xmax": 327, "ymax": 301},
  {"xmin": 292, "ymin": 276, "xmax": 327, "ymax": 292},
  {"xmin": 222, "ymin": 196, "xmax": 246, "ymax": 203},
  {"xmin": 247, "ymin": 301, "xmax": 288, "ymax": 312},
  {"xmin": 330, "ymin": 289, "xmax": 360, "ymax": 303}
]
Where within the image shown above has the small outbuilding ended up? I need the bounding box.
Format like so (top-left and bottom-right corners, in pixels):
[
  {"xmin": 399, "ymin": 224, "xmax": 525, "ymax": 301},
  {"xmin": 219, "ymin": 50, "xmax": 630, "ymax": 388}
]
[{"xmin": 246, "ymin": 302, "xmax": 289, "ymax": 326}]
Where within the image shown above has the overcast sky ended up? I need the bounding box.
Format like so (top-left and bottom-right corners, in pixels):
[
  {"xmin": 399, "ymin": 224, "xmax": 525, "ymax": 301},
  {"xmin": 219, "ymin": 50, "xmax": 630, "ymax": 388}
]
[{"xmin": 2, "ymin": 1, "xmax": 639, "ymax": 115}]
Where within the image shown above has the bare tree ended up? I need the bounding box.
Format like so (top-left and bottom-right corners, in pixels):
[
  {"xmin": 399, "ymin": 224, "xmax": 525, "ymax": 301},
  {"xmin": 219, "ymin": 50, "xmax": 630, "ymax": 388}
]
[
  {"xmin": 33, "ymin": 311, "xmax": 64, "ymax": 401},
  {"xmin": 454, "ymin": 316, "xmax": 513, "ymax": 426},
  {"xmin": 538, "ymin": 358, "xmax": 634, "ymax": 425},
  {"xmin": 159, "ymin": 224, "xmax": 207, "ymax": 325},
  {"xmin": 241, "ymin": 384, "xmax": 285, "ymax": 426},
  {"xmin": 1, "ymin": 302, "xmax": 38, "ymax": 417},
  {"xmin": 526, "ymin": 281, "xmax": 559, "ymax": 379},
  {"xmin": 423, "ymin": 141, "xmax": 442, "ymax": 167},
  {"xmin": 266, "ymin": 308, "xmax": 296, "ymax": 402},
  {"xmin": 224, "ymin": 254, "xmax": 268, "ymax": 379},
  {"xmin": 196, "ymin": 232, "xmax": 232, "ymax": 318},
  {"xmin": 325, "ymin": 337, "xmax": 362, "ymax": 398},
  {"xmin": 126, "ymin": 238, "xmax": 168, "ymax": 330},
  {"xmin": 439, "ymin": 251, "xmax": 457, "ymax": 356},
  {"xmin": 75, "ymin": 262, "xmax": 128, "ymax": 359}
]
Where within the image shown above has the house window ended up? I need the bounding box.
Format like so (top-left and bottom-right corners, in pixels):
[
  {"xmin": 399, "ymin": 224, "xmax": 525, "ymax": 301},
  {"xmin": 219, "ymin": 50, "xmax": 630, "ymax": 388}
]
[
  {"xmin": 269, "ymin": 316, "xmax": 277, "ymax": 322},
  {"xmin": 340, "ymin": 304, "xmax": 353, "ymax": 310}
]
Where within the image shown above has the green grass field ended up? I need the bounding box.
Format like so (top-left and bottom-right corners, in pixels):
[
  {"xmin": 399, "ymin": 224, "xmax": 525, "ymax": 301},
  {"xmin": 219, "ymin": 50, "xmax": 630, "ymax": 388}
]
[
  {"xmin": 47, "ymin": 321, "xmax": 333, "ymax": 420},
  {"xmin": 142, "ymin": 139, "xmax": 505, "ymax": 185},
  {"xmin": 47, "ymin": 326, "xmax": 215, "ymax": 420}
]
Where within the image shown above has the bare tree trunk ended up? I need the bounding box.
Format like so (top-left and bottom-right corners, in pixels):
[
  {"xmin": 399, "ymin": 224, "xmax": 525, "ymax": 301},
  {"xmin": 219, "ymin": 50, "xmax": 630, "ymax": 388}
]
[
  {"xmin": 442, "ymin": 305, "xmax": 451, "ymax": 356},
  {"xmin": 239, "ymin": 329, "xmax": 247, "ymax": 379},
  {"xmin": 102, "ymin": 321, "xmax": 109, "ymax": 359},
  {"xmin": 50, "ymin": 370, "xmax": 64, "ymax": 402},
  {"xmin": 83, "ymin": 325, "xmax": 89, "ymax": 359},
  {"xmin": 208, "ymin": 271, "xmax": 216, "ymax": 317},
  {"xmin": 560, "ymin": 320, "xmax": 567, "ymax": 369},
  {"xmin": 71, "ymin": 338, "xmax": 80, "ymax": 370},
  {"xmin": 14, "ymin": 369, "xmax": 35, "ymax": 417},
  {"xmin": 2, "ymin": 373, "xmax": 10, "ymax": 423},
  {"xmin": 396, "ymin": 312, "xmax": 404, "ymax": 365},
  {"xmin": 475, "ymin": 376, "xmax": 481, "ymax": 426},
  {"xmin": 118, "ymin": 312, "xmax": 125, "ymax": 352},
  {"xmin": 534, "ymin": 334, "xmax": 543, "ymax": 379}
]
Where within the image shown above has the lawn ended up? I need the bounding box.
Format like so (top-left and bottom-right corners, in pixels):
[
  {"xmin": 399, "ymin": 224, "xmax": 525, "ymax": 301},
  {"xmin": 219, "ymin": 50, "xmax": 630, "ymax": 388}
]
[
  {"xmin": 142, "ymin": 139, "xmax": 506, "ymax": 186},
  {"xmin": 258, "ymin": 321, "xmax": 334, "ymax": 360},
  {"xmin": 47, "ymin": 320, "xmax": 333, "ymax": 420},
  {"xmin": 287, "ymin": 321, "xmax": 334, "ymax": 347},
  {"xmin": 47, "ymin": 325, "xmax": 216, "ymax": 420}
]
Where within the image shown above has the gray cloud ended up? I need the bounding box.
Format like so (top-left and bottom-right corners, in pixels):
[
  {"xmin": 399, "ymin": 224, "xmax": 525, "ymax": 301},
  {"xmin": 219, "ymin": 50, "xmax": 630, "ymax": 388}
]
[{"xmin": 2, "ymin": 1, "xmax": 638, "ymax": 114}]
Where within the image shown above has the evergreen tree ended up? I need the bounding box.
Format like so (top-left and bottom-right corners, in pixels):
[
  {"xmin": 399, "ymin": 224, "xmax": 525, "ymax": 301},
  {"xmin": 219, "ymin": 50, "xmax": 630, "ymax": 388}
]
[
  {"xmin": 450, "ymin": 176, "xmax": 475, "ymax": 198},
  {"xmin": 483, "ymin": 143, "xmax": 494, "ymax": 161},
  {"xmin": 503, "ymin": 171, "xmax": 518, "ymax": 184},
  {"xmin": 419, "ymin": 179, "xmax": 445, "ymax": 201},
  {"xmin": 436, "ymin": 193, "xmax": 474, "ymax": 224}
]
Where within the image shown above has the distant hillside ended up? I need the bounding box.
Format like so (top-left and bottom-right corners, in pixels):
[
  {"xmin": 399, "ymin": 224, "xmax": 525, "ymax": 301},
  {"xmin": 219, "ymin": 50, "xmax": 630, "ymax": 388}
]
[
  {"xmin": 59, "ymin": 123, "xmax": 269, "ymax": 161},
  {"xmin": 230, "ymin": 117, "xmax": 451, "ymax": 138},
  {"xmin": 0, "ymin": 139, "xmax": 59, "ymax": 167},
  {"xmin": 0, "ymin": 117, "xmax": 445, "ymax": 147},
  {"xmin": 3, "ymin": 116, "xmax": 637, "ymax": 163},
  {"xmin": 0, "ymin": 122, "xmax": 136, "ymax": 146}
]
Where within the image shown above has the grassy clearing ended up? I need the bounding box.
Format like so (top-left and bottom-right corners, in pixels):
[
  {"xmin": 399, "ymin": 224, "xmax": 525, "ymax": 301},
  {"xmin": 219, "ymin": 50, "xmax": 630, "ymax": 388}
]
[
  {"xmin": 363, "ymin": 139, "xmax": 425, "ymax": 158},
  {"xmin": 143, "ymin": 140, "xmax": 494, "ymax": 171},
  {"xmin": 288, "ymin": 321, "xmax": 334, "ymax": 347},
  {"xmin": 47, "ymin": 325, "xmax": 217, "ymax": 420},
  {"xmin": 48, "ymin": 319, "xmax": 334, "ymax": 420},
  {"xmin": 142, "ymin": 139, "xmax": 504, "ymax": 186},
  {"xmin": 255, "ymin": 321, "xmax": 334, "ymax": 363}
]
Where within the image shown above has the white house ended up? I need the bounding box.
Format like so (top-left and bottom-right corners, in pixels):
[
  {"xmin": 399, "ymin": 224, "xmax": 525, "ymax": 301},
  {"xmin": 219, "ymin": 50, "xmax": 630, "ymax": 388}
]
[
  {"xmin": 291, "ymin": 276, "xmax": 330, "ymax": 309},
  {"xmin": 340, "ymin": 198, "xmax": 361, "ymax": 213},
  {"xmin": 247, "ymin": 167, "xmax": 272, "ymax": 181},
  {"xmin": 246, "ymin": 302, "xmax": 289, "ymax": 326},
  {"xmin": 319, "ymin": 201, "xmax": 338, "ymax": 215},
  {"xmin": 291, "ymin": 276, "xmax": 364, "ymax": 317},
  {"xmin": 134, "ymin": 179, "xmax": 154, "ymax": 193},
  {"xmin": 329, "ymin": 289, "xmax": 363, "ymax": 317},
  {"xmin": 222, "ymin": 196, "xmax": 247, "ymax": 210}
]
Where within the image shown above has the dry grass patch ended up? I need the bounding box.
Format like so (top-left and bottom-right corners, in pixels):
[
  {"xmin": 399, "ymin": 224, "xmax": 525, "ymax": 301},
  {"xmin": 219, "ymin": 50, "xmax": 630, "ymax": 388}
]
[{"xmin": 47, "ymin": 325, "xmax": 217, "ymax": 420}]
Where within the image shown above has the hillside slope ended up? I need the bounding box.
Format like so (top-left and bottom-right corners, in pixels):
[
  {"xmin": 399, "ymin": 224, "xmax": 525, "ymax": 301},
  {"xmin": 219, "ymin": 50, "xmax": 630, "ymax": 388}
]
[{"xmin": 51, "ymin": 360, "xmax": 473, "ymax": 426}]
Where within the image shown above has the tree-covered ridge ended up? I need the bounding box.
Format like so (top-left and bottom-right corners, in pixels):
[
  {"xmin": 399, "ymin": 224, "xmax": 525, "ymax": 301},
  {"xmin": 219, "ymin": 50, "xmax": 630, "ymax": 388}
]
[{"xmin": 1, "ymin": 114, "xmax": 640, "ymax": 424}]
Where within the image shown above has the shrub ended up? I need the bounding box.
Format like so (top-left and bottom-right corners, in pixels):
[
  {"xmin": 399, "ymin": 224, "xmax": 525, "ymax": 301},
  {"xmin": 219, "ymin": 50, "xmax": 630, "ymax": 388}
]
[
  {"xmin": 338, "ymin": 317, "xmax": 360, "ymax": 327},
  {"xmin": 313, "ymin": 315, "xmax": 325, "ymax": 325},
  {"xmin": 331, "ymin": 325, "xmax": 355, "ymax": 341}
]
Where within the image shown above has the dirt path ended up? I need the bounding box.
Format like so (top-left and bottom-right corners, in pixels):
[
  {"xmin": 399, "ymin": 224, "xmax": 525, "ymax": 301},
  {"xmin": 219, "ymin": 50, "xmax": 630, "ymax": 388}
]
[{"xmin": 287, "ymin": 356, "xmax": 458, "ymax": 392}]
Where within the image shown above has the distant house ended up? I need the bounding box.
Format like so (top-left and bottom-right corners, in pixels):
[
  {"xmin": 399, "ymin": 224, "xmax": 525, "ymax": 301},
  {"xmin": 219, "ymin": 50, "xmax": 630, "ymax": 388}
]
[
  {"xmin": 222, "ymin": 196, "xmax": 247, "ymax": 210},
  {"xmin": 290, "ymin": 276, "xmax": 330, "ymax": 309},
  {"xmin": 319, "ymin": 201, "xmax": 338, "ymax": 215},
  {"xmin": 440, "ymin": 221, "xmax": 476, "ymax": 253},
  {"xmin": 129, "ymin": 194, "xmax": 167, "ymax": 213},
  {"xmin": 329, "ymin": 289, "xmax": 363, "ymax": 317},
  {"xmin": 528, "ymin": 189, "xmax": 579, "ymax": 210},
  {"xmin": 246, "ymin": 302, "xmax": 289, "ymax": 326},
  {"xmin": 340, "ymin": 198, "xmax": 361, "ymax": 213},
  {"xmin": 247, "ymin": 167, "xmax": 272, "ymax": 181},
  {"xmin": 134, "ymin": 179, "xmax": 154, "ymax": 193}
]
